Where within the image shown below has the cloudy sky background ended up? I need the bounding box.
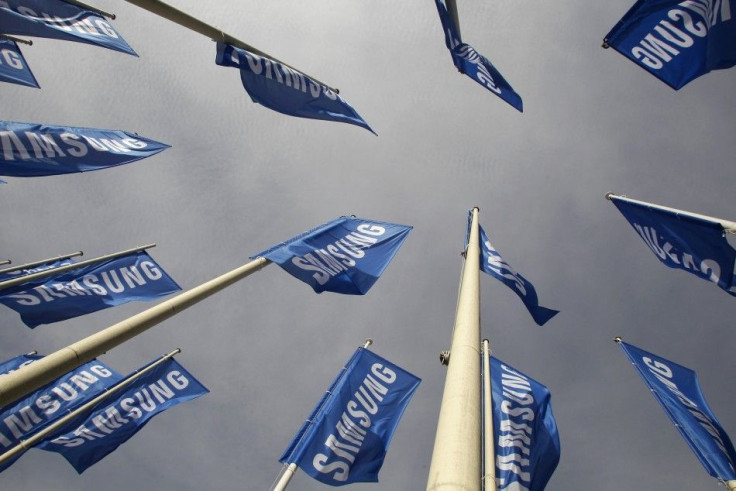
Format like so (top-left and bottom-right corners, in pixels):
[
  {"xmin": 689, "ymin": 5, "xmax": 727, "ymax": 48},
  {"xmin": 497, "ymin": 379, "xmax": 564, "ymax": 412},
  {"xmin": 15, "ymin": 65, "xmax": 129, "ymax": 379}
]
[{"xmin": 1, "ymin": 0, "xmax": 735, "ymax": 489}]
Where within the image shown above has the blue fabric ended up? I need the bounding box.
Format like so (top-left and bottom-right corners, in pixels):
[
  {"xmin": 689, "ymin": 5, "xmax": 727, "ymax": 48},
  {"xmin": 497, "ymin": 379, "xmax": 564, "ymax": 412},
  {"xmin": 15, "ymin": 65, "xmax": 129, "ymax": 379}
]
[
  {"xmin": 252, "ymin": 216, "xmax": 411, "ymax": 295},
  {"xmin": 434, "ymin": 0, "xmax": 523, "ymax": 111},
  {"xmin": 0, "ymin": 121, "xmax": 169, "ymax": 177},
  {"xmin": 605, "ymin": 0, "xmax": 736, "ymax": 89},
  {"xmin": 37, "ymin": 358, "xmax": 208, "ymax": 473},
  {"xmin": 0, "ymin": 251, "xmax": 181, "ymax": 328},
  {"xmin": 0, "ymin": 354, "xmax": 123, "ymax": 472},
  {"xmin": 280, "ymin": 348, "xmax": 420, "ymax": 486},
  {"xmin": 0, "ymin": 258, "xmax": 75, "ymax": 282},
  {"xmin": 0, "ymin": 37, "xmax": 38, "ymax": 88},
  {"xmin": 491, "ymin": 356, "xmax": 560, "ymax": 491},
  {"xmin": 470, "ymin": 214, "xmax": 558, "ymax": 326},
  {"xmin": 611, "ymin": 197, "xmax": 736, "ymax": 295},
  {"xmin": 215, "ymin": 43, "xmax": 374, "ymax": 133},
  {"xmin": 0, "ymin": 0, "xmax": 136, "ymax": 56},
  {"xmin": 619, "ymin": 340, "xmax": 736, "ymax": 480}
]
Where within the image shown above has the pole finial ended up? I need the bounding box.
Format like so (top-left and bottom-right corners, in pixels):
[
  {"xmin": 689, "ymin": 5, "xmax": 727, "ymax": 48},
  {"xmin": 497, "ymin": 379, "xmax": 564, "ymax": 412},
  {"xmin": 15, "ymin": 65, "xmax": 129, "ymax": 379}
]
[
  {"xmin": 613, "ymin": 336, "xmax": 623, "ymax": 343},
  {"xmin": 605, "ymin": 192, "xmax": 615, "ymax": 201},
  {"xmin": 362, "ymin": 339, "xmax": 373, "ymax": 349}
]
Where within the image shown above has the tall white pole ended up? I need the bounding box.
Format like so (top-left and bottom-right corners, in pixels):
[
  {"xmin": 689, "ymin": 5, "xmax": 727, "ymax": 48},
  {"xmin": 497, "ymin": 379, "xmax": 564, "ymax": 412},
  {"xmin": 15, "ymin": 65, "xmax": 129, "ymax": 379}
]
[
  {"xmin": 0, "ymin": 257, "xmax": 270, "ymax": 408},
  {"xmin": 427, "ymin": 207, "xmax": 482, "ymax": 491},
  {"xmin": 482, "ymin": 339, "xmax": 496, "ymax": 491},
  {"xmin": 605, "ymin": 193, "xmax": 736, "ymax": 232}
]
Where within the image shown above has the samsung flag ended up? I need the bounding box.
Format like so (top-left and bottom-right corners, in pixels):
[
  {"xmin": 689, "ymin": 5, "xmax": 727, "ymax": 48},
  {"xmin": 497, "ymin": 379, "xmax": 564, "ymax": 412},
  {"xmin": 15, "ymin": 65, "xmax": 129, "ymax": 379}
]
[
  {"xmin": 434, "ymin": 0, "xmax": 523, "ymax": 112},
  {"xmin": 0, "ymin": 354, "xmax": 123, "ymax": 472},
  {"xmin": 470, "ymin": 216, "xmax": 558, "ymax": 326},
  {"xmin": 604, "ymin": 0, "xmax": 736, "ymax": 89},
  {"xmin": 0, "ymin": 251, "xmax": 181, "ymax": 328},
  {"xmin": 610, "ymin": 195, "xmax": 736, "ymax": 295},
  {"xmin": 252, "ymin": 216, "xmax": 411, "ymax": 295},
  {"xmin": 280, "ymin": 347, "xmax": 420, "ymax": 486},
  {"xmin": 0, "ymin": 0, "xmax": 136, "ymax": 56},
  {"xmin": 37, "ymin": 357, "xmax": 208, "ymax": 473},
  {"xmin": 0, "ymin": 37, "xmax": 38, "ymax": 88},
  {"xmin": 0, "ymin": 121, "xmax": 170, "ymax": 177},
  {"xmin": 0, "ymin": 257, "xmax": 74, "ymax": 283},
  {"xmin": 618, "ymin": 340, "xmax": 736, "ymax": 480},
  {"xmin": 491, "ymin": 356, "xmax": 560, "ymax": 491},
  {"xmin": 215, "ymin": 43, "xmax": 374, "ymax": 134}
]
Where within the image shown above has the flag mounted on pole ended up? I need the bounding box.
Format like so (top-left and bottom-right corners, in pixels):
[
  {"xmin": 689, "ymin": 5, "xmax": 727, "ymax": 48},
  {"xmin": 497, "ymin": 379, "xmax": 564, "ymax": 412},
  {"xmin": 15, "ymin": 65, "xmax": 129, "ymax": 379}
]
[
  {"xmin": 468, "ymin": 212, "xmax": 558, "ymax": 325},
  {"xmin": 215, "ymin": 43, "xmax": 375, "ymax": 134},
  {"xmin": 0, "ymin": 354, "xmax": 123, "ymax": 472},
  {"xmin": 279, "ymin": 345, "xmax": 420, "ymax": 486},
  {"xmin": 433, "ymin": 0, "xmax": 523, "ymax": 112},
  {"xmin": 603, "ymin": 0, "xmax": 736, "ymax": 89},
  {"xmin": 0, "ymin": 0, "xmax": 136, "ymax": 56},
  {"xmin": 607, "ymin": 193, "xmax": 736, "ymax": 295},
  {"xmin": 616, "ymin": 338, "xmax": 736, "ymax": 481},
  {"xmin": 36, "ymin": 356, "xmax": 208, "ymax": 473},
  {"xmin": 0, "ymin": 121, "xmax": 170, "ymax": 177},
  {"xmin": 0, "ymin": 37, "xmax": 38, "ymax": 88},
  {"xmin": 252, "ymin": 216, "xmax": 411, "ymax": 295},
  {"xmin": 0, "ymin": 250, "xmax": 181, "ymax": 328},
  {"xmin": 491, "ymin": 356, "xmax": 560, "ymax": 491}
]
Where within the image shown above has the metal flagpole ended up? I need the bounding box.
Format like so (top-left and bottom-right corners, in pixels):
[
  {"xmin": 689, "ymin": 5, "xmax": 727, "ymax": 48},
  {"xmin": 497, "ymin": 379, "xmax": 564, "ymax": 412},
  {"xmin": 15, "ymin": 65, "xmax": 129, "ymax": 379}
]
[
  {"xmin": 0, "ymin": 250, "xmax": 83, "ymax": 276},
  {"xmin": 427, "ymin": 207, "xmax": 482, "ymax": 491},
  {"xmin": 0, "ymin": 244, "xmax": 154, "ymax": 291},
  {"xmin": 0, "ymin": 257, "xmax": 270, "ymax": 408},
  {"xmin": 0, "ymin": 348, "xmax": 181, "ymax": 468},
  {"xmin": 605, "ymin": 193, "xmax": 736, "ymax": 233},
  {"xmin": 482, "ymin": 339, "xmax": 496, "ymax": 491},
  {"xmin": 120, "ymin": 0, "xmax": 339, "ymax": 93},
  {"xmin": 0, "ymin": 260, "xmax": 10, "ymax": 267},
  {"xmin": 270, "ymin": 338, "xmax": 373, "ymax": 491}
]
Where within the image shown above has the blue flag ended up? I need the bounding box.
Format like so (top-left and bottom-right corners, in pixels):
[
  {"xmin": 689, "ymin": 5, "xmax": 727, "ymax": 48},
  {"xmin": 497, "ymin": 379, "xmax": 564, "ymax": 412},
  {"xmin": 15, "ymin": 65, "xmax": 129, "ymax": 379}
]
[
  {"xmin": 610, "ymin": 195, "xmax": 736, "ymax": 295},
  {"xmin": 0, "ymin": 121, "xmax": 170, "ymax": 177},
  {"xmin": 0, "ymin": 37, "xmax": 38, "ymax": 88},
  {"xmin": 280, "ymin": 347, "xmax": 420, "ymax": 486},
  {"xmin": 0, "ymin": 251, "xmax": 181, "ymax": 328},
  {"xmin": 215, "ymin": 43, "xmax": 374, "ymax": 134},
  {"xmin": 618, "ymin": 340, "xmax": 736, "ymax": 480},
  {"xmin": 37, "ymin": 357, "xmax": 208, "ymax": 473},
  {"xmin": 0, "ymin": 257, "xmax": 75, "ymax": 283},
  {"xmin": 491, "ymin": 356, "xmax": 560, "ymax": 491},
  {"xmin": 470, "ymin": 215, "xmax": 558, "ymax": 326},
  {"xmin": 434, "ymin": 0, "xmax": 523, "ymax": 112},
  {"xmin": 0, "ymin": 354, "xmax": 123, "ymax": 472},
  {"xmin": 252, "ymin": 216, "xmax": 412, "ymax": 295},
  {"xmin": 604, "ymin": 0, "xmax": 736, "ymax": 89},
  {"xmin": 0, "ymin": 0, "xmax": 136, "ymax": 56}
]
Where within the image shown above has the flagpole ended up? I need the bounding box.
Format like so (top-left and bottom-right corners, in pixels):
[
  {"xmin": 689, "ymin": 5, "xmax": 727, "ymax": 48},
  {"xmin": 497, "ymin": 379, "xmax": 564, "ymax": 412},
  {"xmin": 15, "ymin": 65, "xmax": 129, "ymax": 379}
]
[
  {"xmin": 270, "ymin": 338, "xmax": 373, "ymax": 491},
  {"xmin": 0, "ymin": 244, "xmax": 154, "ymax": 291},
  {"xmin": 0, "ymin": 257, "xmax": 270, "ymax": 408},
  {"xmin": 0, "ymin": 260, "xmax": 10, "ymax": 267},
  {"xmin": 0, "ymin": 250, "xmax": 83, "ymax": 276},
  {"xmin": 606, "ymin": 193, "xmax": 736, "ymax": 233},
  {"xmin": 0, "ymin": 348, "xmax": 181, "ymax": 468},
  {"xmin": 482, "ymin": 339, "xmax": 496, "ymax": 491},
  {"xmin": 120, "ymin": 0, "xmax": 339, "ymax": 93},
  {"xmin": 427, "ymin": 207, "xmax": 482, "ymax": 491}
]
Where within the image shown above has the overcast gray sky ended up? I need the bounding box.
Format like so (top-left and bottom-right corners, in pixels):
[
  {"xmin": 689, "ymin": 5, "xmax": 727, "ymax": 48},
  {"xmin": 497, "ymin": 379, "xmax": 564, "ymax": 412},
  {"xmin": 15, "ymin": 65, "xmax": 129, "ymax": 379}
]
[{"xmin": 1, "ymin": 0, "xmax": 735, "ymax": 489}]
